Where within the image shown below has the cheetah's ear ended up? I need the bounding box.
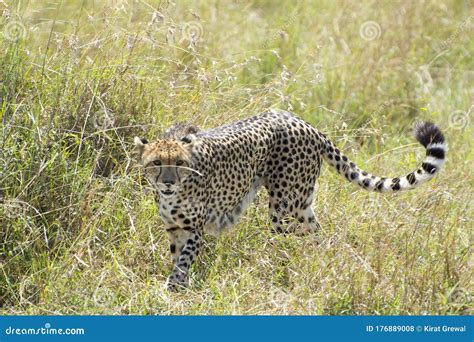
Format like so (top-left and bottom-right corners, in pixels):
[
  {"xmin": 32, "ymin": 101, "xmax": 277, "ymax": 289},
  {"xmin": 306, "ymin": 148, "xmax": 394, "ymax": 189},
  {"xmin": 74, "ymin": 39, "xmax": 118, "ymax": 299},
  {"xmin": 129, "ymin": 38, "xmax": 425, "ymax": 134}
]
[{"xmin": 134, "ymin": 136, "xmax": 148, "ymax": 156}]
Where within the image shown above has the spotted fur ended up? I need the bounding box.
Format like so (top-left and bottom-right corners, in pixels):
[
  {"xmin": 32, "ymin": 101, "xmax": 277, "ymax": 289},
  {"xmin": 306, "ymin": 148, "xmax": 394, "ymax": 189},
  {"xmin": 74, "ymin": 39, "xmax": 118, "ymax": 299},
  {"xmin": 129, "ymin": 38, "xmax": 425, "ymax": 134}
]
[{"xmin": 135, "ymin": 109, "xmax": 446, "ymax": 290}]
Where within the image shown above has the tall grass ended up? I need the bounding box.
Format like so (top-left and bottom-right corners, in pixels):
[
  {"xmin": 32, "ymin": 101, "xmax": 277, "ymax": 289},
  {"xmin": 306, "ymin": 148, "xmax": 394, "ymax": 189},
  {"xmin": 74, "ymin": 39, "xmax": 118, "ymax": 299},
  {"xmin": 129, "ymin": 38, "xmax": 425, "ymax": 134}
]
[{"xmin": 0, "ymin": 0, "xmax": 472, "ymax": 314}]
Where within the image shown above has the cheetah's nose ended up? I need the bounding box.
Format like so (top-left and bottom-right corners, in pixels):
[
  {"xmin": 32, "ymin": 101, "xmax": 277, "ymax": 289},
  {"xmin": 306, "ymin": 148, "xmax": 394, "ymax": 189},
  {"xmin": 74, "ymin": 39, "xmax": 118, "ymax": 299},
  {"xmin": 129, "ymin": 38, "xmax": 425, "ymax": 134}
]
[{"xmin": 164, "ymin": 181, "xmax": 175, "ymax": 187}]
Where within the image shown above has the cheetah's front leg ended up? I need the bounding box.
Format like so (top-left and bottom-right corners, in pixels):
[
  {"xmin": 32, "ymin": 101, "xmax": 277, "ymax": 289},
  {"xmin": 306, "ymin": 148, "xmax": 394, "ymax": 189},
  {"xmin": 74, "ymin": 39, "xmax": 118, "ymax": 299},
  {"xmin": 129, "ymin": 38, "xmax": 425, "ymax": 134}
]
[
  {"xmin": 165, "ymin": 226, "xmax": 188, "ymax": 265},
  {"xmin": 166, "ymin": 228, "xmax": 203, "ymax": 291}
]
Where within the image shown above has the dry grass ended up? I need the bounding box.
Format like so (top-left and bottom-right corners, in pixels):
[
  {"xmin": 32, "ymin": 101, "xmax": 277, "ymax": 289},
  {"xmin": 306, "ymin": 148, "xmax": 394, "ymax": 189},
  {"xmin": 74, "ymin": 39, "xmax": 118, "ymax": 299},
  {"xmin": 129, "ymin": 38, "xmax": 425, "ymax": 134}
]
[{"xmin": 0, "ymin": 0, "xmax": 472, "ymax": 315}]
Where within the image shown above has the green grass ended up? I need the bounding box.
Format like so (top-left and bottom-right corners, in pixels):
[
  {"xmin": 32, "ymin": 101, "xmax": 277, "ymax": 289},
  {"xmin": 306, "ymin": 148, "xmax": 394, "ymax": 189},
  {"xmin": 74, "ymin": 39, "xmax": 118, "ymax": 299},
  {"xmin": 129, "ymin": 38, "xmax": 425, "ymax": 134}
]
[{"xmin": 0, "ymin": 0, "xmax": 472, "ymax": 315}]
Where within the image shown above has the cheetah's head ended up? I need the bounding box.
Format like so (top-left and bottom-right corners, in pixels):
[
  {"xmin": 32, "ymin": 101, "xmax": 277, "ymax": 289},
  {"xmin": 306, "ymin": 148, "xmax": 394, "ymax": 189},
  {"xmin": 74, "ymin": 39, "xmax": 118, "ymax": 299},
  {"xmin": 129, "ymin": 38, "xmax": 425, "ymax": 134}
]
[{"xmin": 134, "ymin": 135, "xmax": 196, "ymax": 197}]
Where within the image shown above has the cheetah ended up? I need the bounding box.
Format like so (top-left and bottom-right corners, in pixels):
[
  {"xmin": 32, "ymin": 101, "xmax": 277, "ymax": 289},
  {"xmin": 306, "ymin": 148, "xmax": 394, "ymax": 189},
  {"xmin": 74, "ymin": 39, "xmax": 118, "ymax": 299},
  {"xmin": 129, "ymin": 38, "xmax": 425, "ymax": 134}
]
[{"xmin": 134, "ymin": 109, "xmax": 446, "ymax": 290}]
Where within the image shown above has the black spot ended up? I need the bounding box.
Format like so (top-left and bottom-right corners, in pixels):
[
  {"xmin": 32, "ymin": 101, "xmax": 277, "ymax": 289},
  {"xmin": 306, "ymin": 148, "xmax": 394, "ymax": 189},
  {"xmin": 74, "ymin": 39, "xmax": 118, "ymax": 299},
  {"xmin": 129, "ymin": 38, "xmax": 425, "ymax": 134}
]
[
  {"xmin": 180, "ymin": 136, "xmax": 192, "ymax": 144},
  {"xmin": 426, "ymin": 147, "xmax": 445, "ymax": 159},
  {"xmin": 350, "ymin": 172, "xmax": 358, "ymax": 180},
  {"xmin": 342, "ymin": 156, "xmax": 348, "ymax": 162},
  {"xmin": 407, "ymin": 172, "xmax": 416, "ymax": 185},
  {"xmin": 392, "ymin": 183, "xmax": 401, "ymax": 191},
  {"xmin": 363, "ymin": 179, "xmax": 370, "ymax": 187},
  {"xmin": 422, "ymin": 162, "xmax": 437, "ymax": 174},
  {"xmin": 170, "ymin": 244, "xmax": 176, "ymax": 253},
  {"xmin": 375, "ymin": 178, "xmax": 385, "ymax": 191},
  {"xmin": 275, "ymin": 227, "xmax": 284, "ymax": 233}
]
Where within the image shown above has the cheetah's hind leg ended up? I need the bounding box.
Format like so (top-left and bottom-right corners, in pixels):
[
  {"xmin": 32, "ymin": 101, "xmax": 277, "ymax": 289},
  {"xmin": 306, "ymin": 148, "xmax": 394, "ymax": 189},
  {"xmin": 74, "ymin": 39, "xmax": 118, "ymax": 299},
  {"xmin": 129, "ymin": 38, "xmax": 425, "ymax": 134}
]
[{"xmin": 267, "ymin": 189, "xmax": 321, "ymax": 236}]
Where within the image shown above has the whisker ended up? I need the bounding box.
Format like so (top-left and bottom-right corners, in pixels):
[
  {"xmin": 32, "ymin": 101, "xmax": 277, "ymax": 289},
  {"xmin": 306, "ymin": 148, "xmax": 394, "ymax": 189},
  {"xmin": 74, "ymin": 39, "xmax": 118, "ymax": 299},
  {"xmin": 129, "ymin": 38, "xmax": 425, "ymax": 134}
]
[
  {"xmin": 147, "ymin": 165, "xmax": 204, "ymax": 176},
  {"xmin": 175, "ymin": 165, "xmax": 204, "ymax": 176}
]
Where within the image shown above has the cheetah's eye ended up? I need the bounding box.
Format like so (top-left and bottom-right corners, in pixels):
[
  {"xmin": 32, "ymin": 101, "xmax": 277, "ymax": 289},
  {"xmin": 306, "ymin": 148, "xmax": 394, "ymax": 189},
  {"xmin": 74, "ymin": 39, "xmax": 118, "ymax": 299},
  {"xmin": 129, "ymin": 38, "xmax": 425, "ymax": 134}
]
[
  {"xmin": 153, "ymin": 160, "xmax": 162, "ymax": 166},
  {"xmin": 176, "ymin": 160, "xmax": 184, "ymax": 166}
]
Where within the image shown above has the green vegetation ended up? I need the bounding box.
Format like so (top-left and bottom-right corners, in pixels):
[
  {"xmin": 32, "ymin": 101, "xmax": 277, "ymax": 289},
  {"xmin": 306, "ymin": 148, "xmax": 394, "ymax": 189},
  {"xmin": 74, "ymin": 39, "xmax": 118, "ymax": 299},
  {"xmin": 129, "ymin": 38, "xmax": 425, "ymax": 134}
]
[{"xmin": 0, "ymin": 0, "xmax": 472, "ymax": 314}]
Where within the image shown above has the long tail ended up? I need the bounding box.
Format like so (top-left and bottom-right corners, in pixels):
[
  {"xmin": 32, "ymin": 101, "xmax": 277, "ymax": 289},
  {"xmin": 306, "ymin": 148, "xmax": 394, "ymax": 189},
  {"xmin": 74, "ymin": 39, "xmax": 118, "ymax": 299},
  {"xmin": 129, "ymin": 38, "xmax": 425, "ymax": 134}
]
[{"xmin": 321, "ymin": 122, "xmax": 447, "ymax": 192}]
